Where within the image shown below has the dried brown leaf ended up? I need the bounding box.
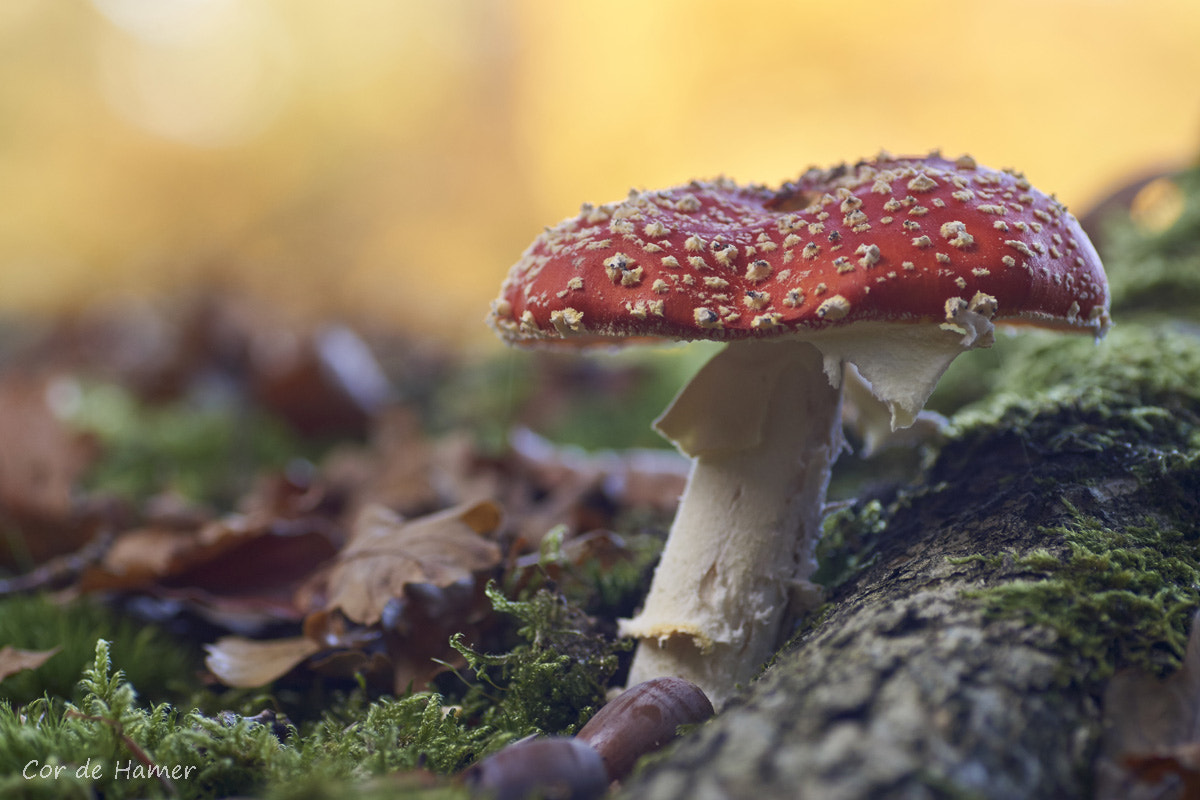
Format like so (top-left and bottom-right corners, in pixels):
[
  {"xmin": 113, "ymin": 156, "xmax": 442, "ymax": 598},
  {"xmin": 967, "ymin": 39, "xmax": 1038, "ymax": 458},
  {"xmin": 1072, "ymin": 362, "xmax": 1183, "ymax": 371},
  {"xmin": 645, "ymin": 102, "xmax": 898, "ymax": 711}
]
[
  {"xmin": 249, "ymin": 323, "xmax": 392, "ymax": 437},
  {"xmin": 301, "ymin": 607, "xmax": 380, "ymax": 649},
  {"xmin": 321, "ymin": 501, "xmax": 502, "ymax": 625},
  {"xmin": 78, "ymin": 514, "xmax": 339, "ymax": 623},
  {"xmin": 320, "ymin": 408, "xmax": 442, "ymax": 518},
  {"xmin": 1121, "ymin": 744, "xmax": 1200, "ymax": 798},
  {"xmin": 304, "ymin": 575, "xmax": 495, "ymax": 693},
  {"xmin": 0, "ymin": 376, "xmax": 99, "ymax": 566},
  {"xmin": 203, "ymin": 635, "xmax": 321, "ymax": 688},
  {"xmin": 307, "ymin": 649, "xmax": 393, "ymax": 685},
  {"xmin": 0, "ymin": 378, "xmax": 96, "ymax": 518},
  {"xmin": 175, "ymin": 517, "xmax": 339, "ymax": 596},
  {"xmin": 489, "ymin": 427, "xmax": 686, "ymax": 548},
  {"xmin": 0, "ymin": 645, "xmax": 61, "ymax": 682},
  {"xmin": 1098, "ymin": 609, "xmax": 1200, "ymax": 799},
  {"xmin": 507, "ymin": 426, "xmax": 687, "ymax": 514},
  {"xmin": 79, "ymin": 526, "xmax": 196, "ymax": 588},
  {"xmin": 509, "ymin": 529, "xmax": 635, "ymax": 597}
]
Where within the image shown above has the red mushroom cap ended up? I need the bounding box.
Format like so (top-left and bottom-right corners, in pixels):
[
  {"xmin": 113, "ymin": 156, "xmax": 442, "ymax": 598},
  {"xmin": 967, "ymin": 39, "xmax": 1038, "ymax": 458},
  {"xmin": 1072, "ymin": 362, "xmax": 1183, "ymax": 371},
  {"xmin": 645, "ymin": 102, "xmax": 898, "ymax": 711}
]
[{"xmin": 488, "ymin": 152, "xmax": 1111, "ymax": 346}]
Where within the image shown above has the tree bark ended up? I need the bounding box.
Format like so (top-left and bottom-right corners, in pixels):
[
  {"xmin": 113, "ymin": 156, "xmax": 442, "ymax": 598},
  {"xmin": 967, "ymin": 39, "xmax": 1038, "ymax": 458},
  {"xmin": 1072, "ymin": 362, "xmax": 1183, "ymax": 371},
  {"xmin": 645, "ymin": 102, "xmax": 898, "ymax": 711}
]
[{"xmin": 617, "ymin": 326, "xmax": 1200, "ymax": 800}]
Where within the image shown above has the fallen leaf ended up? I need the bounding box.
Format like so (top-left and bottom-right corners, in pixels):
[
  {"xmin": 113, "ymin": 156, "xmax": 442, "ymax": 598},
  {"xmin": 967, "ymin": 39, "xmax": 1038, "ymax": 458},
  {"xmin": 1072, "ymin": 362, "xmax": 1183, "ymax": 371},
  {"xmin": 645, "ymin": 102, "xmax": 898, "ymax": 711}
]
[
  {"xmin": 1097, "ymin": 609, "xmax": 1200, "ymax": 799},
  {"xmin": 76, "ymin": 513, "xmax": 340, "ymax": 626},
  {"xmin": 0, "ymin": 645, "xmax": 61, "ymax": 682},
  {"xmin": 307, "ymin": 649, "xmax": 394, "ymax": 687},
  {"xmin": 0, "ymin": 376, "xmax": 100, "ymax": 567},
  {"xmin": 79, "ymin": 526, "xmax": 197, "ymax": 587},
  {"xmin": 249, "ymin": 323, "xmax": 393, "ymax": 437},
  {"xmin": 319, "ymin": 501, "xmax": 502, "ymax": 626},
  {"xmin": 301, "ymin": 607, "xmax": 381, "ymax": 648},
  {"xmin": 201, "ymin": 501, "xmax": 504, "ymax": 692},
  {"xmin": 510, "ymin": 528, "xmax": 636, "ymax": 598},
  {"xmin": 1122, "ymin": 744, "xmax": 1200, "ymax": 798},
  {"xmin": 204, "ymin": 636, "xmax": 322, "ymax": 688},
  {"xmin": 482, "ymin": 427, "xmax": 686, "ymax": 548},
  {"xmin": 507, "ymin": 426, "xmax": 687, "ymax": 515},
  {"xmin": 320, "ymin": 408, "xmax": 442, "ymax": 518},
  {"xmin": 305, "ymin": 578, "xmax": 493, "ymax": 694},
  {"xmin": 174, "ymin": 516, "xmax": 341, "ymax": 597}
]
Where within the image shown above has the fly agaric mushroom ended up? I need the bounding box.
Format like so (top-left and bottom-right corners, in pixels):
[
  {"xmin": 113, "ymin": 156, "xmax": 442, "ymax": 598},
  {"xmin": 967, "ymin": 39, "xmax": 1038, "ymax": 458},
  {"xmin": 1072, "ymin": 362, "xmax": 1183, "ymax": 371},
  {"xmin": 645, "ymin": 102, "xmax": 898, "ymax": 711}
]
[{"xmin": 488, "ymin": 152, "xmax": 1111, "ymax": 709}]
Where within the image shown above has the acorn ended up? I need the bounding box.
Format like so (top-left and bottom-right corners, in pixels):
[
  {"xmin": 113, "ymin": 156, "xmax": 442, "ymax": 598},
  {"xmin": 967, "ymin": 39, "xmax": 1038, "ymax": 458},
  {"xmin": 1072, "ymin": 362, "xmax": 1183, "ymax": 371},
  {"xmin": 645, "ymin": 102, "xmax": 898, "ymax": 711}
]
[
  {"xmin": 576, "ymin": 677, "xmax": 714, "ymax": 782},
  {"xmin": 462, "ymin": 736, "xmax": 608, "ymax": 800}
]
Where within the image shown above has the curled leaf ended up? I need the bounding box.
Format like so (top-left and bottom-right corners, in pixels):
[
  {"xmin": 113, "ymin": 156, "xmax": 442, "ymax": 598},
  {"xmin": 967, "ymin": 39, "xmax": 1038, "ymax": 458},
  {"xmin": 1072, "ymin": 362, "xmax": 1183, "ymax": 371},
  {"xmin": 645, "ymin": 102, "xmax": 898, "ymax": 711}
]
[
  {"xmin": 321, "ymin": 501, "xmax": 503, "ymax": 625},
  {"xmin": 78, "ymin": 515, "xmax": 339, "ymax": 621},
  {"xmin": 204, "ymin": 636, "xmax": 321, "ymax": 688}
]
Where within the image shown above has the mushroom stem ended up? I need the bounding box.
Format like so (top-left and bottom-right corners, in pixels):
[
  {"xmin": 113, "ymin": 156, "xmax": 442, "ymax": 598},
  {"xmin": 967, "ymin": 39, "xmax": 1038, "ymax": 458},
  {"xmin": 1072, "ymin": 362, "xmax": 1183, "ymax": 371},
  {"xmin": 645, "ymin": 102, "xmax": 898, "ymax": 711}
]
[{"xmin": 619, "ymin": 338, "xmax": 843, "ymax": 709}]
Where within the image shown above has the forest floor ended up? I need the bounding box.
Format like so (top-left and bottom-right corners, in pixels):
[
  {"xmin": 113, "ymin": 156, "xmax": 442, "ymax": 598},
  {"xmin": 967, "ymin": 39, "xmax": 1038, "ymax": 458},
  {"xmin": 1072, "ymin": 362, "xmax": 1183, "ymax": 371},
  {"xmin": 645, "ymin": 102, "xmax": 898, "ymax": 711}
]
[{"xmin": 3, "ymin": 162, "xmax": 1200, "ymax": 799}]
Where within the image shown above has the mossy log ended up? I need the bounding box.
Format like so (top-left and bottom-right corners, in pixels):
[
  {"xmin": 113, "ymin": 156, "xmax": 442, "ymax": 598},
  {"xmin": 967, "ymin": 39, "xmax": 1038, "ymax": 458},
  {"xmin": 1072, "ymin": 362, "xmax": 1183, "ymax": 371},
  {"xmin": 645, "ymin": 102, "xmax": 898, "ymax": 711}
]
[{"xmin": 618, "ymin": 324, "xmax": 1200, "ymax": 800}]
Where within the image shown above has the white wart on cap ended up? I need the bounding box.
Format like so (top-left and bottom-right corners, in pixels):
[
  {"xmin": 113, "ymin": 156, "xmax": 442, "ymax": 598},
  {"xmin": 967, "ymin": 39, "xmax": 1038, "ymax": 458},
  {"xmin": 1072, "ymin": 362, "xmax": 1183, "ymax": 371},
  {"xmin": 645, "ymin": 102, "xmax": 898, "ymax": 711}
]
[{"xmin": 489, "ymin": 152, "xmax": 1110, "ymax": 426}]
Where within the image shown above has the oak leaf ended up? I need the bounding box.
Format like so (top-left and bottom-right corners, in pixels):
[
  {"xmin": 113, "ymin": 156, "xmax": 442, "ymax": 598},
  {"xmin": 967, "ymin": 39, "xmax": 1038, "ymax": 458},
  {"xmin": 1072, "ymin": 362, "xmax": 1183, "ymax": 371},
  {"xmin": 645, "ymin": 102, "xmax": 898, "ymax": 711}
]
[
  {"xmin": 320, "ymin": 501, "xmax": 502, "ymax": 626},
  {"xmin": 0, "ymin": 645, "xmax": 61, "ymax": 682}
]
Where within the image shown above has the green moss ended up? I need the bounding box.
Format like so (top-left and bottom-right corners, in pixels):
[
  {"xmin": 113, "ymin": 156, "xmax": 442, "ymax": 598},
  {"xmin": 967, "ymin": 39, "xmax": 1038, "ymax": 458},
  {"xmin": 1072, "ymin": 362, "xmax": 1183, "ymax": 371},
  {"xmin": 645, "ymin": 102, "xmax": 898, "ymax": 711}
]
[
  {"xmin": 941, "ymin": 364, "xmax": 1200, "ymax": 686},
  {"xmin": 0, "ymin": 578, "xmax": 628, "ymax": 798},
  {"xmin": 286, "ymin": 582, "xmax": 625, "ymax": 779},
  {"xmin": 264, "ymin": 774, "xmax": 467, "ymax": 800},
  {"xmin": 445, "ymin": 344, "xmax": 721, "ymax": 453},
  {"xmin": 302, "ymin": 690, "xmax": 485, "ymax": 778},
  {"xmin": 0, "ymin": 595, "xmax": 195, "ymax": 706},
  {"xmin": 1099, "ymin": 165, "xmax": 1200, "ymax": 320},
  {"xmin": 918, "ymin": 309, "xmax": 1200, "ymax": 687},
  {"xmin": 813, "ymin": 500, "xmax": 887, "ymax": 591},
  {"xmin": 943, "ymin": 325, "xmax": 1200, "ymax": 438},
  {"xmin": 1, "ymin": 640, "xmax": 301, "ymax": 800},
  {"xmin": 450, "ymin": 583, "xmax": 624, "ymax": 742},
  {"xmin": 61, "ymin": 381, "xmax": 314, "ymax": 508},
  {"xmin": 970, "ymin": 503, "xmax": 1200, "ymax": 683},
  {"xmin": 521, "ymin": 523, "xmax": 662, "ymax": 622},
  {"xmin": 1011, "ymin": 548, "xmax": 1060, "ymax": 573}
]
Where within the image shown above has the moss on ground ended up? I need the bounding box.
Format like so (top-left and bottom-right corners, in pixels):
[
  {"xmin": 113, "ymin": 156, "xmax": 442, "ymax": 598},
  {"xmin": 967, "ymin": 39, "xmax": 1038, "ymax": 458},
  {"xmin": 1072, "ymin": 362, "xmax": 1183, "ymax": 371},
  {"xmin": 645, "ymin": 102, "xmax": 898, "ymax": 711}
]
[
  {"xmin": 0, "ymin": 595, "xmax": 196, "ymax": 706},
  {"xmin": 0, "ymin": 582, "xmax": 626, "ymax": 799},
  {"xmin": 10, "ymin": 164, "xmax": 1200, "ymax": 797},
  {"xmin": 62, "ymin": 380, "xmax": 318, "ymax": 509}
]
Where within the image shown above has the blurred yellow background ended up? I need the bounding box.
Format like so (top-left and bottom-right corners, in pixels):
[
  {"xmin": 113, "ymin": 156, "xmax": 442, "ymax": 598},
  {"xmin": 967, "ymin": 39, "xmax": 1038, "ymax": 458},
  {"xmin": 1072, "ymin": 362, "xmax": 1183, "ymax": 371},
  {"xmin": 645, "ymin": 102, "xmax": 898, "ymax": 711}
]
[{"xmin": 1, "ymin": 0, "xmax": 1197, "ymax": 347}]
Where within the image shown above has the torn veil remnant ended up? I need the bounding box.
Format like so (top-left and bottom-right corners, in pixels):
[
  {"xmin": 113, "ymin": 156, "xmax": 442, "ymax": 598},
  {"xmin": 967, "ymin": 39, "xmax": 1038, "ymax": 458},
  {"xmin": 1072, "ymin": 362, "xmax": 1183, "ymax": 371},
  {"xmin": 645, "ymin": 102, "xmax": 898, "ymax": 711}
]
[{"xmin": 488, "ymin": 151, "xmax": 1111, "ymax": 709}]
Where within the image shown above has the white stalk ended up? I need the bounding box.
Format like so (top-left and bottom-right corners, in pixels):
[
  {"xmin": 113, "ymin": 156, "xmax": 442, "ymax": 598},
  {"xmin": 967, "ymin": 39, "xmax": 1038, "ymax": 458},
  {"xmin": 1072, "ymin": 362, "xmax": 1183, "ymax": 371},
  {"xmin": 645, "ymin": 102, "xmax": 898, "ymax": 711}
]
[
  {"xmin": 619, "ymin": 312, "xmax": 997, "ymax": 708},
  {"xmin": 619, "ymin": 338, "xmax": 842, "ymax": 709}
]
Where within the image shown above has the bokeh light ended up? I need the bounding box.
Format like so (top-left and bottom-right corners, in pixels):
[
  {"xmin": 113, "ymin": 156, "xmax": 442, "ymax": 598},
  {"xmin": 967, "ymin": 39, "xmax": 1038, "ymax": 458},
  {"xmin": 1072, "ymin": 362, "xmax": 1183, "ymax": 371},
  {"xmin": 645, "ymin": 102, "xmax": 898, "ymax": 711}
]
[{"xmin": 0, "ymin": 0, "xmax": 1197, "ymax": 346}]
